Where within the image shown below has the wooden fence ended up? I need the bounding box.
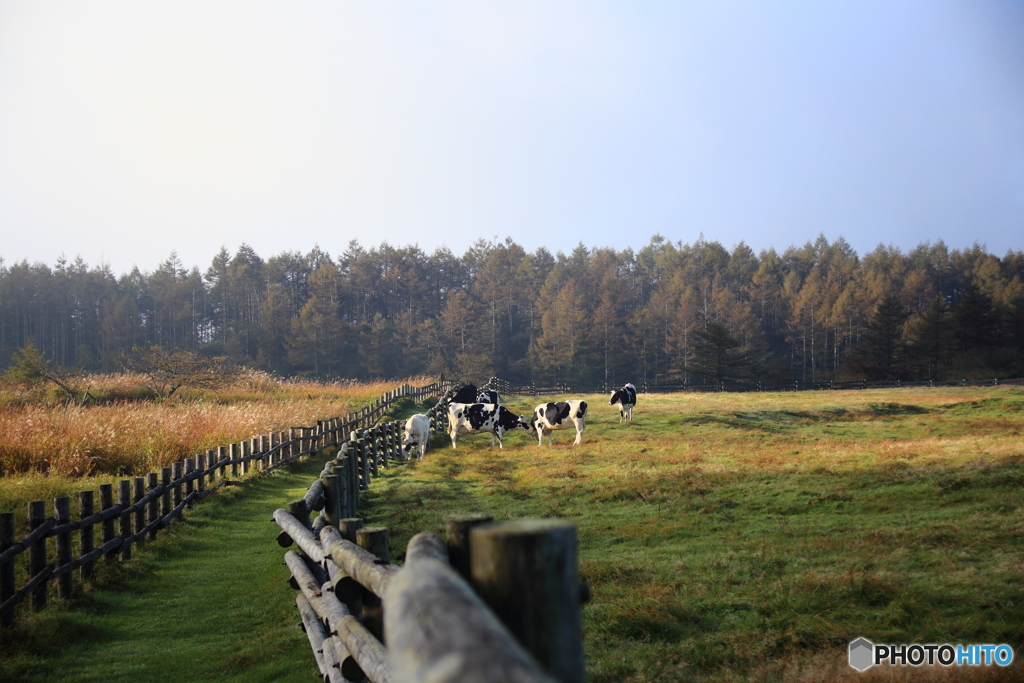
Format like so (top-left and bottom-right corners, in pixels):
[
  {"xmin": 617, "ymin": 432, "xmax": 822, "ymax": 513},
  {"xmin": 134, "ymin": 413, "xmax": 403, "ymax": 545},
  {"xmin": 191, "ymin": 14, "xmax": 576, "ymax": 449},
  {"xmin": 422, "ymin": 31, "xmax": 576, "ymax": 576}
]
[
  {"xmin": 275, "ymin": 381, "xmax": 587, "ymax": 683},
  {"xmin": 0, "ymin": 380, "xmax": 454, "ymax": 628}
]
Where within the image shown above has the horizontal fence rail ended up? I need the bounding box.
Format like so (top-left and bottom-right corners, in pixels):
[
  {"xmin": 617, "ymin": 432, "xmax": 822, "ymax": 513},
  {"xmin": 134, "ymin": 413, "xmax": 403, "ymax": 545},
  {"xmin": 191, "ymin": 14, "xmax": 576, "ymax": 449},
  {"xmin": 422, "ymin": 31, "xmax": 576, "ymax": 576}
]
[{"xmin": 0, "ymin": 380, "xmax": 456, "ymax": 628}]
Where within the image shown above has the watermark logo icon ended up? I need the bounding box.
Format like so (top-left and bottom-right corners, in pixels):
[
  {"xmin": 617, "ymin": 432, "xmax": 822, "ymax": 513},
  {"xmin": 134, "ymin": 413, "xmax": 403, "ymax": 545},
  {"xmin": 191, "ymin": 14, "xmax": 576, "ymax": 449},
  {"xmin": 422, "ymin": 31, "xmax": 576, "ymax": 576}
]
[{"xmin": 849, "ymin": 637, "xmax": 874, "ymax": 671}]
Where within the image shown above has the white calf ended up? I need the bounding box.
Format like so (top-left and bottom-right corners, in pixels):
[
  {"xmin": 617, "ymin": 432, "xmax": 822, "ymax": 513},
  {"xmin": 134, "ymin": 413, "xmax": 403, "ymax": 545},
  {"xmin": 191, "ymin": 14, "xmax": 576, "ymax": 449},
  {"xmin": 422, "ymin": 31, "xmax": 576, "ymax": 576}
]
[{"xmin": 402, "ymin": 413, "xmax": 431, "ymax": 460}]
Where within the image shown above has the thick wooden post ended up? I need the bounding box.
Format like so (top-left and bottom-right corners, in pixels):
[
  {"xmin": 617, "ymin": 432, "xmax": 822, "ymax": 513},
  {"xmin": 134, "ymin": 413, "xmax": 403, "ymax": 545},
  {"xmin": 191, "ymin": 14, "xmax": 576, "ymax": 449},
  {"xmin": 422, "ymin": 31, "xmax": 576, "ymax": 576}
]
[
  {"xmin": 241, "ymin": 440, "xmax": 250, "ymax": 475},
  {"xmin": 206, "ymin": 449, "xmax": 217, "ymax": 484},
  {"xmin": 172, "ymin": 462, "xmax": 183, "ymax": 511},
  {"xmin": 356, "ymin": 527, "xmax": 390, "ymax": 564},
  {"xmin": 99, "ymin": 484, "xmax": 116, "ymax": 562},
  {"xmin": 445, "ymin": 513, "xmax": 494, "ymax": 581},
  {"xmin": 147, "ymin": 473, "xmax": 160, "ymax": 541},
  {"xmin": 196, "ymin": 454, "xmax": 206, "ymax": 497},
  {"xmin": 119, "ymin": 480, "xmax": 132, "ymax": 561},
  {"xmin": 133, "ymin": 478, "xmax": 146, "ymax": 548},
  {"xmin": 218, "ymin": 445, "xmax": 228, "ymax": 478},
  {"xmin": 54, "ymin": 497, "xmax": 72, "ymax": 599},
  {"xmin": 160, "ymin": 467, "xmax": 172, "ymax": 519},
  {"xmin": 230, "ymin": 443, "xmax": 239, "ymax": 477},
  {"xmin": 470, "ymin": 519, "xmax": 585, "ymax": 683},
  {"xmin": 29, "ymin": 500, "xmax": 47, "ymax": 611},
  {"xmin": 185, "ymin": 459, "xmax": 196, "ymax": 508},
  {"xmin": 78, "ymin": 491, "xmax": 94, "ymax": 581},
  {"xmin": 0, "ymin": 512, "xmax": 14, "ymax": 626}
]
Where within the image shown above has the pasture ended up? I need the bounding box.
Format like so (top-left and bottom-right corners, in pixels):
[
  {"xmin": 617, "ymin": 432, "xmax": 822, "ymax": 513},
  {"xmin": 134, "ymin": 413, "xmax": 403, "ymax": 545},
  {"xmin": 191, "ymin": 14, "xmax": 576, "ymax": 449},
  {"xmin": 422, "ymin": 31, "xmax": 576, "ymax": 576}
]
[
  {"xmin": 364, "ymin": 386, "xmax": 1024, "ymax": 682},
  {"xmin": 1, "ymin": 380, "xmax": 1021, "ymax": 681}
]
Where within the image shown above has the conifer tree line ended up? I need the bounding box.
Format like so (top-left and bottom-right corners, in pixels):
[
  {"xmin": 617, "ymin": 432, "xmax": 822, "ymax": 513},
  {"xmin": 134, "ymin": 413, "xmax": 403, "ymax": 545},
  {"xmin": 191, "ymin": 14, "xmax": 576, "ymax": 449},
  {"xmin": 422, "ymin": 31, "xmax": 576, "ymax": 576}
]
[{"xmin": 1, "ymin": 234, "xmax": 1022, "ymax": 386}]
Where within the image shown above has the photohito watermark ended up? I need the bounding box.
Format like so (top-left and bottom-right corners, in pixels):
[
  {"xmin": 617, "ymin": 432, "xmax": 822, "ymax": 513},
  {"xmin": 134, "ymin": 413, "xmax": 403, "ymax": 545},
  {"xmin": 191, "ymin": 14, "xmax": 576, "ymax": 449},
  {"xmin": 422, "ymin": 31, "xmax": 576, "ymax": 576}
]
[{"xmin": 849, "ymin": 638, "xmax": 1014, "ymax": 671}]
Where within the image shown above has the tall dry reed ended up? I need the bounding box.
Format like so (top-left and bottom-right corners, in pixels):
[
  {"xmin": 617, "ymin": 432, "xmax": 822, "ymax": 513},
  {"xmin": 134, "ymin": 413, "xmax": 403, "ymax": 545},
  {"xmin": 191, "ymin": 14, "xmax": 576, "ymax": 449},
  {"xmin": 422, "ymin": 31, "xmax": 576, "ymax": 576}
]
[{"xmin": 0, "ymin": 372, "xmax": 437, "ymax": 477}]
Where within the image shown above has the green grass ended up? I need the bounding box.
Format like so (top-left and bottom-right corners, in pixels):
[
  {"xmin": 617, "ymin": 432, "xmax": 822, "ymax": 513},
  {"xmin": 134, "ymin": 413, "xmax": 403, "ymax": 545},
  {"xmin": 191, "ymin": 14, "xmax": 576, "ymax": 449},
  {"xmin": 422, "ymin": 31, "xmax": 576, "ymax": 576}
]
[
  {"xmin": 357, "ymin": 387, "xmax": 1024, "ymax": 682},
  {"xmin": 3, "ymin": 386, "xmax": 1023, "ymax": 682},
  {"xmin": 0, "ymin": 457, "xmax": 327, "ymax": 683}
]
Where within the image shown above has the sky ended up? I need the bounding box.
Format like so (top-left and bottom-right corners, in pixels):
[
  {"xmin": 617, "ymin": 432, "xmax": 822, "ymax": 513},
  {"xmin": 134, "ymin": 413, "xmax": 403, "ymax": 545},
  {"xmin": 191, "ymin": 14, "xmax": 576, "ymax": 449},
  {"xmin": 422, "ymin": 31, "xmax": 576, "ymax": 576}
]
[{"xmin": 1, "ymin": 1, "xmax": 1023, "ymax": 275}]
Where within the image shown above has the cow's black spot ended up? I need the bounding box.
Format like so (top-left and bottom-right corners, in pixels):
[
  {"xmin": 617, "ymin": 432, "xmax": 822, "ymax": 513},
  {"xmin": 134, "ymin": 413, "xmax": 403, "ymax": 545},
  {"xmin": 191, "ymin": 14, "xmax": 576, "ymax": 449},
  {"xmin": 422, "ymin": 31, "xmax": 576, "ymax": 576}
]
[
  {"xmin": 465, "ymin": 404, "xmax": 496, "ymax": 430},
  {"xmin": 544, "ymin": 402, "xmax": 571, "ymax": 426}
]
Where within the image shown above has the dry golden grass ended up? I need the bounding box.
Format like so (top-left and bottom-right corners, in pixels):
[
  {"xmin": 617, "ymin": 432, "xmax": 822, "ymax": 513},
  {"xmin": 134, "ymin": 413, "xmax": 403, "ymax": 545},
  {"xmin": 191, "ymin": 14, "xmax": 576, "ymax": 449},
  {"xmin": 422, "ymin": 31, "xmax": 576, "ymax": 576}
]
[{"xmin": 0, "ymin": 371, "xmax": 436, "ymax": 477}]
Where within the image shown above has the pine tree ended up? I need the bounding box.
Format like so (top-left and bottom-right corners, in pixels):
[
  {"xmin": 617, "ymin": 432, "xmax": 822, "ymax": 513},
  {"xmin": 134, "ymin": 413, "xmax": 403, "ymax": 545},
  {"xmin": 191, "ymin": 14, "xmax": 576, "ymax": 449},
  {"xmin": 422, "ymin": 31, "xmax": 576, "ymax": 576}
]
[
  {"xmin": 688, "ymin": 319, "xmax": 754, "ymax": 385},
  {"xmin": 848, "ymin": 295, "xmax": 909, "ymax": 380},
  {"xmin": 907, "ymin": 295, "xmax": 953, "ymax": 380}
]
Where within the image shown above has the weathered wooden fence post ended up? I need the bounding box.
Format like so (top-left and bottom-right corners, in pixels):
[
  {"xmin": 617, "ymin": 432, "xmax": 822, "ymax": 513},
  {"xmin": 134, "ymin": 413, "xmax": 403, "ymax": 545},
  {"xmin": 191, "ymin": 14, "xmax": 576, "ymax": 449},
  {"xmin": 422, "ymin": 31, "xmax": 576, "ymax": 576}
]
[
  {"xmin": 470, "ymin": 519, "xmax": 585, "ymax": 683},
  {"xmin": 160, "ymin": 467, "xmax": 172, "ymax": 520},
  {"xmin": 78, "ymin": 490, "xmax": 94, "ymax": 580},
  {"xmin": 54, "ymin": 497, "xmax": 72, "ymax": 599},
  {"xmin": 196, "ymin": 454, "xmax": 206, "ymax": 497},
  {"xmin": 29, "ymin": 500, "xmax": 47, "ymax": 611},
  {"xmin": 99, "ymin": 484, "xmax": 116, "ymax": 562},
  {"xmin": 119, "ymin": 480, "xmax": 132, "ymax": 561},
  {"xmin": 206, "ymin": 449, "xmax": 217, "ymax": 484},
  {"xmin": 218, "ymin": 445, "xmax": 228, "ymax": 479},
  {"xmin": 185, "ymin": 459, "xmax": 196, "ymax": 508},
  {"xmin": 241, "ymin": 440, "xmax": 250, "ymax": 475},
  {"xmin": 133, "ymin": 477, "xmax": 146, "ymax": 545},
  {"xmin": 172, "ymin": 463, "xmax": 183, "ymax": 511},
  {"xmin": 445, "ymin": 513, "xmax": 493, "ymax": 581},
  {"xmin": 147, "ymin": 473, "xmax": 160, "ymax": 541},
  {"xmin": 230, "ymin": 443, "xmax": 239, "ymax": 477}
]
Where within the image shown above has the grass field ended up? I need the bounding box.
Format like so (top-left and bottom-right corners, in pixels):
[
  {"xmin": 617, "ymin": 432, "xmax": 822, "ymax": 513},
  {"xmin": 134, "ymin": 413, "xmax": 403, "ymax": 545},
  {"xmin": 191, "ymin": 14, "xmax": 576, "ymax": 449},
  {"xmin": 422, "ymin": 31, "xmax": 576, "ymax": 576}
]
[
  {"xmin": 363, "ymin": 386, "xmax": 1024, "ymax": 682},
  {"xmin": 1, "ymin": 383, "xmax": 1022, "ymax": 681},
  {"xmin": 0, "ymin": 372, "xmax": 431, "ymax": 527}
]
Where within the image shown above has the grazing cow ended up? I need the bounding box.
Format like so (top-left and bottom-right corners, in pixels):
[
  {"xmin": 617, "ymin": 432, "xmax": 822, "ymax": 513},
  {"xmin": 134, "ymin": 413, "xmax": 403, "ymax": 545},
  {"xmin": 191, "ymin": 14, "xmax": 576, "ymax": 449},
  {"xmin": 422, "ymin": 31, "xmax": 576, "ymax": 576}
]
[
  {"xmin": 447, "ymin": 402, "xmax": 530, "ymax": 449},
  {"xmin": 401, "ymin": 413, "xmax": 431, "ymax": 460},
  {"xmin": 531, "ymin": 400, "xmax": 588, "ymax": 446},
  {"xmin": 452, "ymin": 384, "xmax": 478, "ymax": 404},
  {"xmin": 609, "ymin": 383, "xmax": 637, "ymax": 422},
  {"xmin": 477, "ymin": 389, "xmax": 500, "ymax": 405}
]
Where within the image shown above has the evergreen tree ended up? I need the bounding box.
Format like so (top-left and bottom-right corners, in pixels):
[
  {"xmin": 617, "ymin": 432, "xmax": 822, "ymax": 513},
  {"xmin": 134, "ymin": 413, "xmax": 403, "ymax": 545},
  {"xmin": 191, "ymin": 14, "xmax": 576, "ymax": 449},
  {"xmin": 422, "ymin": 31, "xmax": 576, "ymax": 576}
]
[
  {"xmin": 907, "ymin": 295, "xmax": 953, "ymax": 380},
  {"xmin": 952, "ymin": 282, "xmax": 1000, "ymax": 353},
  {"xmin": 847, "ymin": 295, "xmax": 909, "ymax": 380},
  {"xmin": 688, "ymin": 318, "xmax": 754, "ymax": 385}
]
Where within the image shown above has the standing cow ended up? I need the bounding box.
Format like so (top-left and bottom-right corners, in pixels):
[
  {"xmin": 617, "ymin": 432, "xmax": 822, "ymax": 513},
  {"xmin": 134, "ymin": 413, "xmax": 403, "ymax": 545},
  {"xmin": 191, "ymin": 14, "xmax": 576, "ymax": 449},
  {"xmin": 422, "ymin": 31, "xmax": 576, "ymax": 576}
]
[
  {"xmin": 402, "ymin": 413, "xmax": 431, "ymax": 460},
  {"xmin": 609, "ymin": 383, "xmax": 637, "ymax": 422},
  {"xmin": 531, "ymin": 400, "xmax": 588, "ymax": 445},
  {"xmin": 447, "ymin": 402, "xmax": 530, "ymax": 449}
]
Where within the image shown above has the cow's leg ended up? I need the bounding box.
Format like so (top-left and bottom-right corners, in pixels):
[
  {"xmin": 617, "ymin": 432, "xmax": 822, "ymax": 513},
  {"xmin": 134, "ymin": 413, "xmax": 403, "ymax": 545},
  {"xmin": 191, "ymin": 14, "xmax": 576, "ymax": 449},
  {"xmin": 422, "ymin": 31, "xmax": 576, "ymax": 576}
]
[
  {"xmin": 536, "ymin": 428, "xmax": 543, "ymax": 446},
  {"xmin": 450, "ymin": 429, "xmax": 457, "ymax": 449},
  {"xmin": 574, "ymin": 422, "xmax": 583, "ymax": 445}
]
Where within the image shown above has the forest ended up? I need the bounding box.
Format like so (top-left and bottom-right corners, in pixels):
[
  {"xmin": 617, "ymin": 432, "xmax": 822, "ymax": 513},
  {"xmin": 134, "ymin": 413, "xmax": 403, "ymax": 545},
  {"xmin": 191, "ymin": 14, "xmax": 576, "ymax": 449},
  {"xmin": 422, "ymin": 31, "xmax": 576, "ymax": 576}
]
[{"xmin": 1, "ymin": 234, "xmax": 1022, "ymax": 387}]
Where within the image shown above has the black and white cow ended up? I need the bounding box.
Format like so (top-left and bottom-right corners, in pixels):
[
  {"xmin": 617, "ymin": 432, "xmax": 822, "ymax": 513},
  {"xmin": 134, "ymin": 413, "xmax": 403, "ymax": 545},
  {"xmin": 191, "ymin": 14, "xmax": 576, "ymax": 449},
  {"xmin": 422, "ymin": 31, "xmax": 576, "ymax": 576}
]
[
  {"xmin": 477, "ymin": 389, "xmax": 500, "ymax": 405},
  {"xmin": 447, "ymin": 402, "xmax": 530, "ymax": 449},
  {"xmin": 531, "ymin": 400, "xmax": 588, "ymax": 446},
  {"xmin": 451, "ymin": 384, "xmax": 478, "ymax": 404},
  {"xmin": 401, "ymin": 413, "xmax": 431, "ymax": 460},
  {"xmin": 609, "ymin": 383, "xmax": 637, "ymax": 422}
]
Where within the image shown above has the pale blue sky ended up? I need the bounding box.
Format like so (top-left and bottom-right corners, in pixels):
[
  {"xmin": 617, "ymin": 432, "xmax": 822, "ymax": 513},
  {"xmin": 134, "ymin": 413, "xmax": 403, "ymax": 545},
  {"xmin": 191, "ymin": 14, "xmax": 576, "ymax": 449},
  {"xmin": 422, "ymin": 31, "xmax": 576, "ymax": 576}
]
[{"xmin": 1, "ymin": 1, "xmax": 1022, "ymax": 274}]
